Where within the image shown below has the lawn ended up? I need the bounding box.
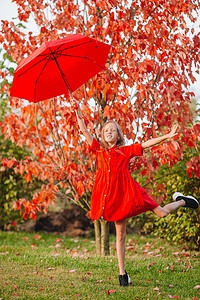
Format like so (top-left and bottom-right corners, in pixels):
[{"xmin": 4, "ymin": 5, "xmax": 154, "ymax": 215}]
[{"xmin": 0, "ymin": 231, "xmax": 200, "ymax": 300}]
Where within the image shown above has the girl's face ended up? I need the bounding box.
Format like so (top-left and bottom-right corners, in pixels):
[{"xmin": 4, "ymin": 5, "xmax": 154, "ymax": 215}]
[{"xmin": 104, "ymin": 123, "xmax": 119, "ymax": 147}]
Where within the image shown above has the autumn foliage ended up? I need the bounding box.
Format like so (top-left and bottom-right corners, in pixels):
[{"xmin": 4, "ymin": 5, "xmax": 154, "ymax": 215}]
[{"xmin": 0, "ymin": 0, "xmax": 200, "ymax": 220}]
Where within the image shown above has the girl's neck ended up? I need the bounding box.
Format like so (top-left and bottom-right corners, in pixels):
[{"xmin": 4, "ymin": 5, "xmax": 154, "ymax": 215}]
[{"xmin": 107, "ymin": 141, "xmax": 117, "ymax": 149}]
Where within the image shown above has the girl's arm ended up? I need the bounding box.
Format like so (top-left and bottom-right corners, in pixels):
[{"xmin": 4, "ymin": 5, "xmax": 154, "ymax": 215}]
[
  {"xmin": 142, "ymin": 124, "xmax": 178, "ymax": 149},
  {"xmin": 72, "ymin": 99, "xmax": 93, "ymax": 146}
]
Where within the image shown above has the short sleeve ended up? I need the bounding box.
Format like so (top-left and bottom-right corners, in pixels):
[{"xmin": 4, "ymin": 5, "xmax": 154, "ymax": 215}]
[
  {"xmin": 88, "ymin": 138, "xmax": 101, "ymax": 153},
  {"xmin": 125, "ymin": 143, "xmax": 143, "ymax": 159}
]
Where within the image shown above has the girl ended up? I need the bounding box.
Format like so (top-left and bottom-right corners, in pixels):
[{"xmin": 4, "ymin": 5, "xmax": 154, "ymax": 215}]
[{"xmin": 73, "ymin": 100, "xmax": 199, "ymax": 286}]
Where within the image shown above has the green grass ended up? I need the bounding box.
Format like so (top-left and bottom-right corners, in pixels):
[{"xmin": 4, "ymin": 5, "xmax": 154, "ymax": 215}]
[{"xmin": 0, "ymin": 231, "xmax": 200, "ymax": 299}]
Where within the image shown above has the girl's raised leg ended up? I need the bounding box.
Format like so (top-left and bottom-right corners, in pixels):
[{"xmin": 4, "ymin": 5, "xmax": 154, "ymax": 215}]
[
  {"xmin": 153, "ymin": 200, "xmax": 185, "ymax": 217},
  {"xmin": 153, "ymin": 193, "xmax": 199, "ymax": 217}
]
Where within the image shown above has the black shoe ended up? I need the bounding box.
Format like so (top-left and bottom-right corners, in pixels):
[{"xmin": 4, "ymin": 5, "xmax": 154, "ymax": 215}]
[
  {"xmin": 119, "ymin": 270, "xmax": 131, "ymax": 286},
  {"xmin": 173, "ymin": 192, "xmax": 199, "ymax": 209}
]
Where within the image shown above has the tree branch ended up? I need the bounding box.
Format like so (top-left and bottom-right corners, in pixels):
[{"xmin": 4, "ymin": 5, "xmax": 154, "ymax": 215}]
[{"xmin": 35, "ymin": 103, "xmax": 58, "ymax": 169}]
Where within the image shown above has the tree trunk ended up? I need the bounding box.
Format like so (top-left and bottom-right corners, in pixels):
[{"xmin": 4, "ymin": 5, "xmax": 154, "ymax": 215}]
[
  {"xmin": 94, "ymin": 219, "xmax": 110, "ymax": 256},
  {"xmin": 94, "ymin": 220, "xmax": 101, "ymax": 256}
]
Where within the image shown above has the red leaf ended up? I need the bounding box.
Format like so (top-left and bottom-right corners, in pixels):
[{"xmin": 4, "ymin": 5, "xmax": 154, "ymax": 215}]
[
  {"xmin": 194, "ymin": 285, "xmax": 200, "ymax": 289},
  {"xmin": 13, "ymin": 285, "xmax": 17, "ymax": 289},
  {"xmin": 106, "ymin": 290, "xmax": 116, "ymax": 295},
  {"xmin": 69, "ymin": 269, "xmax": 76, "ymax": 273},
  {"xmin": 33, "ymin": 234, "xmax": 41, "ymax": 240},
  {"xmin": 81, "ymin": 277, "xmax": 87, "ymax": 281},
  {"xmin": 96, "ymin": 280, "xmax": 102, "ymax": 283}
]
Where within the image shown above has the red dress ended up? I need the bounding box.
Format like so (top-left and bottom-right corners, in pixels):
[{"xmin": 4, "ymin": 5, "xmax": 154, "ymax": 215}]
[{"xmin": 88, "ymin": 138, "xmax": 159, "ymax": 222}]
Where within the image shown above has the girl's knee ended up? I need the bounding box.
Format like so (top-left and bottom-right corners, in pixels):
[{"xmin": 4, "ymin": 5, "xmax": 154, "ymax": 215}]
[
  {"xmin": 153, "ymin": 207, "xmax": 168, "ymax": 218},
  {"xmin": 115, "ymin": 220, "xmax": 126, "ymax": 242},
  {"xmin": 117, "ymin": 230, "xmax": 126, "ymax": 242}
]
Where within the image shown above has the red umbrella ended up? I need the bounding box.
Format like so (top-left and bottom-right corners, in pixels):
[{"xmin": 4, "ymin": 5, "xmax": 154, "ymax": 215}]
[{"xmin": 10, "ymin": 34, "xmax": 111, "ymax": 102}]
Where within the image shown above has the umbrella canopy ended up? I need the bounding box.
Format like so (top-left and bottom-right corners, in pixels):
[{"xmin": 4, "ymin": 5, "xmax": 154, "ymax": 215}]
[{"xmin": 10, "ymin": 34, "xmax": 111, "ymax": 102}]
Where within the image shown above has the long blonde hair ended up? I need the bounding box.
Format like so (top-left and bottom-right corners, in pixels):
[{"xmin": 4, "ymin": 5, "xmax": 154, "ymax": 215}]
[{"xmin": 101, "ymin": 120, "xmax": 125, "ymax": 148}]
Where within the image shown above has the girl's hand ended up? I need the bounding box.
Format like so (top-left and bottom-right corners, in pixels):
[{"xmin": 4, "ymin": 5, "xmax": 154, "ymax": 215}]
[
  {"xmin": 167, "ymin": 124, "xmax": 179, "ymax": 139},
  {"xmin": 71, "ymin": 98, "xmax": 82, "ymax": 119}
]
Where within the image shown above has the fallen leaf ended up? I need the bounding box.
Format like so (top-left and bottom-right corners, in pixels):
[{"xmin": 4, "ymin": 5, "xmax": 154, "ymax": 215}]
[
  {"xmin": 13, "ymin": 294, "xmax": 19, "ymax": 297},
  {"xmin": 69, "ymin": 269, "xmax": 76, "ymax": 273},
  {"xmin": 81, "ymin": 277, "xmax": 87, "ymax": 281},
  {"xmin": 33, "ymin": 234, "xmax": 41, "ymax": 240},
  {"xmin": 172, "ymin": 252, "xmax": 179, "ymax": 256},
  {"xmin": 153, "ymin": 287, "xmax": 159, "ymax": 291},
  {"xmin": 106, "ymin": 289, "xmax": 116, "ymax": 295},
  {"xmin": 127, "ymin": 246, "xmax": 134, "ymax": 251},
  {"xmin": 38, "ymin": 289, "xmax": 44, "ymax": 291},
  {"xmin": 87, "ymin": 272, "xmax": 91, "ymax": 275},
  {"xmin": 192, "ymin": 297, "xmax": 198, "ymax": 300},
  {"xmin": 13, "ymin": 285, "xmax": 17, "ymax": 289},
  {"xmin": 194, "ymin": 285, "xmax": 200, "ymax": 289}
]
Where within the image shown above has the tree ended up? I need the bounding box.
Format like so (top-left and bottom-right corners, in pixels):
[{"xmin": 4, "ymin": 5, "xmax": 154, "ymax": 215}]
[
  {"xmin": 0, "ymin": 0, "xmax": 200, "ymax": 255},
  {"xmin": 0, "ymin": 48, "xmax": 41, "ymax": 229}
]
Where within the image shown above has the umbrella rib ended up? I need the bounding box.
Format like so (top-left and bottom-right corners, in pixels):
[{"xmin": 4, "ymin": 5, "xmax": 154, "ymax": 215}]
[
  {"xmin": 60, "ymin": 54, "xmax": 105, "ymax": 69},
  {"xmin": 34, "ymin": 57, "xmax": 51, "ymax": 101},
  {"xmin": 49, "ymin": 47, "xmax": 73, "ymax": 97},
  {"xmin": 37, "ymin": 40, "xmax": 93, "ymax": 57},
  {"xmin": 17, "ymin": 40, "xmax": 100, "ymax": 78},
  {"xmin": 18, "ymin": 56, "xmax": 52, "ymax": 77}
]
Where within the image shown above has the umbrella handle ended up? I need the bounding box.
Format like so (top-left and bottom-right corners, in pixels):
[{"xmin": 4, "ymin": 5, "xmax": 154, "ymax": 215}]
[
  {"xmin": 69, "ymin": 95, "xmax": 78, "ymax": 110},
  {"xmin": 70, "ymin": 98, "xmax": 82, "ymax": 120},
  {"xmin": 73, "ymin": 103, "xmax": 78, "ymax": 110},
  {"xmin": 68, "ymin": 89, "xmax": 73, "ymax": 99}
]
